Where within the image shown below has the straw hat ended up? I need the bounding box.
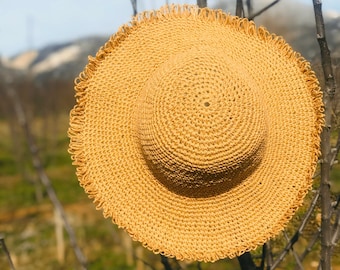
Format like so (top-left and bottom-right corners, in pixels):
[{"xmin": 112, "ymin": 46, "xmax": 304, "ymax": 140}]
[{"xmin": 68, "ymin": 5, "xmax": 323, "ymax": 262}]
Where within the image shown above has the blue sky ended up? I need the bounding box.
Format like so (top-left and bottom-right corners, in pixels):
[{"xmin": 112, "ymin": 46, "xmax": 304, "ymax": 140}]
[{"xmin": 1, "ymin": 0, "xmax": 339, "ymax": 57}]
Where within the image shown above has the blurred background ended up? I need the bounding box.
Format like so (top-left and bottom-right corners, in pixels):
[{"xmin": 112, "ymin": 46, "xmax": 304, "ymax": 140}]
[{"xmin": 0, "ymin": 0, "xmax": 340, "ymax": 269}]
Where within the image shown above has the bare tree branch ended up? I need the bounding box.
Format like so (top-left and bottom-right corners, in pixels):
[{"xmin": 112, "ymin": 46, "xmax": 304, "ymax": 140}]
[
  {"xmin": 313, "ymin": 1, "xmax": 336, "ymax": 99},
  {"xmin": 259, "ymin": 244, "xmax": 266, "ymax": 270},
  {"xmin": 331, "ymin": 203, "xmax": 340, "ymax": 249},
  {"xmin": 312, "ymin": 1, "xmax": 336, "ymax": 269},
  {"xmin": 246, "ymin": 0, "xmax": 253, "ymax": 18},
  {"xmin": 265, "ymin": 242, "xmax": 273, "ymax": 270},
  {"xmin": 330, "ymin": 129, "xmax": 340, "ymax": 167},
  {"xmin": 295, "ymin": 228, "xmax": 320, "ymax": 270},
  {"xmin": 238, "ymin": 252, "xmax": 259, "ymax": 270},
  {"xmin": 160, "ymin": 255, "xmax": 173, "ymax": 270},
  {"xmin": 130, "ymin": 0, "xmax": 137, "ymax": 16},
  {"xmin": 283, "ymin": 231, "xmax": 304, "ymax": 269},
  {"xmin": 0, "ymin": 235, "xmax": 15, "ymax": 270},
  {"xmin": 235, "ymin": 0, "xmax": 244, "ymax": 17},
  {"xmin": 197, "ymin": 0, "xmax": 207, "ymax": 8},
  {"xmin": 248, "ymin": 0, "xmax": 280, "ymax": 20},
  {"xmin": 271, "ymin": 190, "xmax": 320, "ymax": 269}
]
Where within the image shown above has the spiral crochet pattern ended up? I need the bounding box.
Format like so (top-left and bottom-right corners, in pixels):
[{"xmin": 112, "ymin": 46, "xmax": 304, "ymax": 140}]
[{"xmin": 68, "ymin": 5, "xmax": 324, "ymax": 262}]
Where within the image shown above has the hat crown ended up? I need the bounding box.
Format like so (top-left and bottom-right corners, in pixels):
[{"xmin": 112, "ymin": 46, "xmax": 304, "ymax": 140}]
[{"xmin": 137, "ymin": 48, "xmax": 268, "ymax": 197}]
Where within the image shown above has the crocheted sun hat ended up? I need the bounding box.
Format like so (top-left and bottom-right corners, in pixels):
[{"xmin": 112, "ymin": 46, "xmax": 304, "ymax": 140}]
[{"xmin": 68, "ymin": 5, "xmax": 323, "ymax": 262}]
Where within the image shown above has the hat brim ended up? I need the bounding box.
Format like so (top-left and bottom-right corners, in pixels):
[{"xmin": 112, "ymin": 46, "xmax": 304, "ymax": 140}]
[{"xmin": 68, "ymin": 5, "xmax": 323, "ymax": 262}]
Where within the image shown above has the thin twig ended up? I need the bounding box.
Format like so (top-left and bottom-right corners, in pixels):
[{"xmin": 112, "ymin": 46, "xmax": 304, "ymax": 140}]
[
  {"xmin": 312, "ymin": 1, "xmax": 336, "ymax": 269},
  {"xmin": 331, "ymin": 206, "xmax": 340, "ymax": 247},
  {"xmin": 259, "ymin": 244, "xmax": 266, "ymax": 270},
  {"xmin": 160, "ymin": 255, "xmax": 173, "ymax": 270},
  {"xmin": 307, "ymin": 197, "xmax": 336, "ymax": 270},
  {"xmin": 197, "ymin": 0, "xmax": 207, "ymax": 8},
  {"xmin": 334, "ymin": 195, "xmax": 340, "ymax": 210},
  {"xmin": 330, "ymin": 129, "xmax": 340, "ymax": 168},
  {"xmin": 271, "ymin": 190, "xmax": 320, "ymax": 269},
  {"xmin": 297, "ymin": 228, "xmax": 320, "ymax": 268},
  {"xmin": 283, "ymin": 231, "xmax": 304, "ymax": 270},
  {"xmin": 0, "ymin": 235, "xmax": 15, "ymax": 270},
  {"xmin": 130, "ymin": 0, "xmax": 137, "ymax": 16},
  {"xmin": 238, "ymin": 252, "xmax": 259, "ymax": 270},
  {"xmin": 248, "ymin": 0, "xmax": 280, "ymax": 20},
  {"xmin": 246, "ymin": 0, "xmax": 253, "ymax": 18},
  {"xmin": 265, "ymin": 241, "xmax": 273, "ymax": 270},
  {"xmin": 173, "ymin": 259, "xmax": 183, "ymax": 270},
  {"xmin": 235, "ymin": 0, "xmax": 244, "ymax": 17}
]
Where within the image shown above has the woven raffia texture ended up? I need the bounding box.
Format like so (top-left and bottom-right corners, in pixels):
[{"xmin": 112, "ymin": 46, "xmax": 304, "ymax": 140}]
[{"xmin": 68, "ymin": 5, "xmax": 324, "ymax": 262}]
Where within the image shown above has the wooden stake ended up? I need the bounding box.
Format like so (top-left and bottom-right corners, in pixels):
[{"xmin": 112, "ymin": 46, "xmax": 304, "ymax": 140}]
[{"xmin": 54, "ymin": 209, "xmax": 65, "ymax": 264}]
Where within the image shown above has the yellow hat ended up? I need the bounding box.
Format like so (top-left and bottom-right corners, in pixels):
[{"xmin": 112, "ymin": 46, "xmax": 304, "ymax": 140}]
[{"xmin": 68, "ymin": 5, "xmax": 323, "ymax": 262}]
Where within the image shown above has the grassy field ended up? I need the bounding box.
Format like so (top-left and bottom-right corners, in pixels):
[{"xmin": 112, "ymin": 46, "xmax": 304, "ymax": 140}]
[{"xmin": 0, "ymin": 114, "xmax": 339, "ymax": 270}]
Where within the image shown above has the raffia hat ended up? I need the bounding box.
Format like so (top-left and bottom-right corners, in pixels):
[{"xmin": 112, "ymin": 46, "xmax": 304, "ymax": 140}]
[{"xmin": 68, "ymin": 5, "xmax": 323, "ymax": 262}]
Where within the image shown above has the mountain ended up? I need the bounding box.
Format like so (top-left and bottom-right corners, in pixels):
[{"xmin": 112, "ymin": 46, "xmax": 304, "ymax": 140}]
[
  {"xmin": 212, "ymin": 0, "xmax": 340, "ymax": 60},
  {"xmin": 2, "ymin": 6, "xmax": 339, "ymax": 82},
  {"xmin": 3, "ymin": 36, "xmax": 109, "ymax": 81}
]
